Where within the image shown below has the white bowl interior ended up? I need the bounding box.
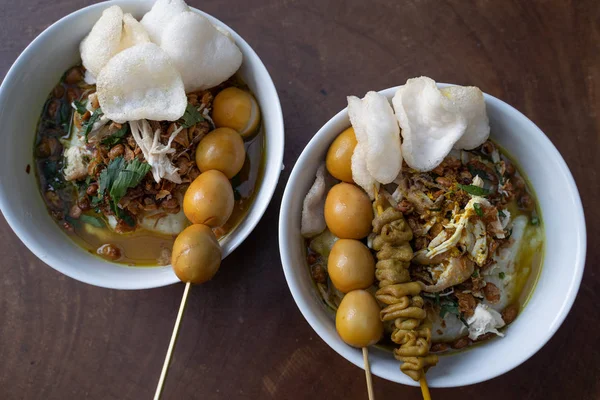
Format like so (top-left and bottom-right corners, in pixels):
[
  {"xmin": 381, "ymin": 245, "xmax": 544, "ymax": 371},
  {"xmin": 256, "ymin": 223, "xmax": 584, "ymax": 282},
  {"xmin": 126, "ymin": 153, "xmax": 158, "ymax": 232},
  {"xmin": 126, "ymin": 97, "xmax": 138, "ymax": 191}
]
[
  {"xmin": 279, "ymin": 86, "xmax": 586, "ymax": 387},
  {"xmin": 0, "ymin": 0, "xmax": 284, "ymax": 289}
]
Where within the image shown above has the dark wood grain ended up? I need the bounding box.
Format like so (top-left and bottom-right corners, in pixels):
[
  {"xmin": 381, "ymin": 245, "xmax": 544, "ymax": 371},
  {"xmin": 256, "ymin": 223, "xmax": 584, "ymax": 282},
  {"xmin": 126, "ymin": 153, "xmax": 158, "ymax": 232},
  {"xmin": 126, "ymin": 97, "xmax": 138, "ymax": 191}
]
[{"xmin": 1, "ymin": 0, "xmax": 598, "ymax": 399}]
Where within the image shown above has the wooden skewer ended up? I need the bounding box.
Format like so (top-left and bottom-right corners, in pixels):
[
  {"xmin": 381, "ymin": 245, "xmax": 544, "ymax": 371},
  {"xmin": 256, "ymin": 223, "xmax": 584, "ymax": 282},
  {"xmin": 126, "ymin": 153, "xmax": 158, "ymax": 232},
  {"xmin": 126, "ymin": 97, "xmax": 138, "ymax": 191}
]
[
  {"xmin": 420, "ymin": 376, "xmax": 431, "ymax": 400},
  {"xmin": 362, "ymin": 347, "xmax": 375, "ymax": 400},
  {"xmin": 154, "ymin": 281, "xmax": 192, "ymax": 400}
]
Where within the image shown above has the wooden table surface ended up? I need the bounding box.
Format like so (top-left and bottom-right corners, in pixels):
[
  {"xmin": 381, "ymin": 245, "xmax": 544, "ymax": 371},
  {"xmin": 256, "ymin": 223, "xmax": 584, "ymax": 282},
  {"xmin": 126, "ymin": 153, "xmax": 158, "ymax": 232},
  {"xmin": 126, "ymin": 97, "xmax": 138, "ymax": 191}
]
[{"xmin": 1, "ymin": 0, "xmax": 598, "ymax": 399}]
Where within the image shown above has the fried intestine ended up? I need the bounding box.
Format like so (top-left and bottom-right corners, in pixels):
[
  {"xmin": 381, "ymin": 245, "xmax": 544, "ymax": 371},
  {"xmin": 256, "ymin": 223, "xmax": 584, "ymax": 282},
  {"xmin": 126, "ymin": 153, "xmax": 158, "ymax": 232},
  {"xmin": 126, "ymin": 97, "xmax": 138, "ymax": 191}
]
[{"xmin": 372, "ymin": 202, "xmax": 438, "ymax": 381}]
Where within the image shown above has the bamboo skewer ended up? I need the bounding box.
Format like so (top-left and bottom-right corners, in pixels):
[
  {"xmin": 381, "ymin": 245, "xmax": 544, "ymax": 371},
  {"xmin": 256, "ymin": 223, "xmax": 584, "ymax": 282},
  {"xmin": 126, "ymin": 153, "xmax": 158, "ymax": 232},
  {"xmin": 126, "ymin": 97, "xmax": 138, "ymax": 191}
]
[
  {"xmin": 362, "ymin": 347, "xmax": 375, "ymax": 400},
  {"xmin": 154, "ymin": 281, "xmax": 192, "ymax": 400},
  {"xmin": 420, "ymin": 376, "xmax": 431, "ymax": 400}
]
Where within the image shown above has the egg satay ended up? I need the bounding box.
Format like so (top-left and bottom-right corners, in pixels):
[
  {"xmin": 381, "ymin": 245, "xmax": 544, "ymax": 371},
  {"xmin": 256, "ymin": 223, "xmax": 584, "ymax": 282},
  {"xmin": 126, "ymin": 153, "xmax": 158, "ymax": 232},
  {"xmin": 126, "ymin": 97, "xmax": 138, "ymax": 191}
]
[
  {"xmin": 156, "ymin": 172, "xmax": 229, "ymax": 399},
  {"xmin": 372, "ymin": 192, "xmax": 438, "ymax": 389},
  {"xmin": 324, "ymin": 184, "xmax": 381, "ymax": 400},
  {"xmin": 156, "ymin": 126, "xmax": 247, "ymax": 398}
]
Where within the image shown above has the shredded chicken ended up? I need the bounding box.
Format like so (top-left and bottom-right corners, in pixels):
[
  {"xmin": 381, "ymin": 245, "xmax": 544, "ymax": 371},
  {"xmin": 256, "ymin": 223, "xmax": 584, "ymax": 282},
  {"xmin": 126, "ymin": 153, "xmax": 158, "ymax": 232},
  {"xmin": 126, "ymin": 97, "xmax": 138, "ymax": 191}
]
[
  {"xmin": 499, "ymin": 209, "xmax": 511, "ymax": 229},
  {"xmin": 463, "ymin": 219, "xmax": 488, "ymax": 266},
  {"xmin": 63, "ymin": 145, "xmax": 91, "ymax": 181},
  {"xmin": 466, "ymin": 303, "xmax": 505, "ymax": 340},
  {"xmin": 129, "ymin": 119, "xmax": 183, "ymax": 183},
  {"xmin": 201, "ymin": 107, "xmax": 215, "ymax": 129},
  {"xmin": 423, "ymin": 256, "xmax": 474, "ymax": 293},
  {"xmin": 472, "ymin": 174, "xmax": 485, "ymax": 187}
]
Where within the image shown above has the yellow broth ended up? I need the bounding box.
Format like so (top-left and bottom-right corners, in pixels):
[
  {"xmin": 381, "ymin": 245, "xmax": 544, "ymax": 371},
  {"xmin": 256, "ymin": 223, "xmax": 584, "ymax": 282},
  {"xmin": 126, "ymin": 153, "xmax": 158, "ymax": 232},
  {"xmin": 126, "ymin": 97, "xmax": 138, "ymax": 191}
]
[
  {"xmin": 500, "ymin": 148, "xmax": 544, "ymax": 309},
  {"xmin": 72, "ymin": 224, "xmax": 176, "ymax": 266}
]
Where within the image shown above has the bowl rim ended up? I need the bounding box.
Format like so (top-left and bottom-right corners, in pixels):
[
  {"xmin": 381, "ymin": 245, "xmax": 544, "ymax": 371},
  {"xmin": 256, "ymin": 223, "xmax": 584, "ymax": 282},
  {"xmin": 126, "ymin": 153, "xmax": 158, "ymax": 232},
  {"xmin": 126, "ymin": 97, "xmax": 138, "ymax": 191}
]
[
  {"xmin": 0, "ymin": 0, "xmax": 284, "ymax": 289},
  {"xmin": 278, "ymin": 84, "xmax": 586, "ymax": 387}
]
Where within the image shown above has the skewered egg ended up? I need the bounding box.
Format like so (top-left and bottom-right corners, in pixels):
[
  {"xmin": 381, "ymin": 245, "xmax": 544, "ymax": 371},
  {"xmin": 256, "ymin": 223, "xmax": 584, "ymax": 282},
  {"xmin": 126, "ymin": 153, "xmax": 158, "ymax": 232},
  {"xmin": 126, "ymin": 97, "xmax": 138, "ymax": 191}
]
[
  {"xmin": 196, "ymin": 127, "xmax": 245, "ymax": 178},
  {"xmin": 172, "ymin": 224, "xmax": 222, "ymax": 284},
  {"xmin": 336, "ymin": 290, "xmax": 383, "ymax": 348},
  {"xmin": 212, "ymin": 87, "xmax": 260, "ymax": 137},
  {"xmin": 324, "ymin": 183, "xmax": 373, "ymax": 239},
  {"xmin": 326, "ymin": 127, "xmax": 356, "ymax": 183},
  {"xmin": 183, "ymin": 170, "xmax": 234, "ymax": 227},
  {"xmin": 328, "ymin": 239, "xmax": 375, "ymax": 293}
]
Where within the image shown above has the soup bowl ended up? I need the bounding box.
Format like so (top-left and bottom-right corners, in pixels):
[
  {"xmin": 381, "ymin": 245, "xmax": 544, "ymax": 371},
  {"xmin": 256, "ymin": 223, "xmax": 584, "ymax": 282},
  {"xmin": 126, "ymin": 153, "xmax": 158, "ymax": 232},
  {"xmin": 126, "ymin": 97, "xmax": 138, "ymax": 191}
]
[
  {"xmin": 0, "ymin": 0, "xmax": 284, "ymax": 289},
  {"xmin": 278, "ymin": 85, "xmax": 586, "ymax": 387}
]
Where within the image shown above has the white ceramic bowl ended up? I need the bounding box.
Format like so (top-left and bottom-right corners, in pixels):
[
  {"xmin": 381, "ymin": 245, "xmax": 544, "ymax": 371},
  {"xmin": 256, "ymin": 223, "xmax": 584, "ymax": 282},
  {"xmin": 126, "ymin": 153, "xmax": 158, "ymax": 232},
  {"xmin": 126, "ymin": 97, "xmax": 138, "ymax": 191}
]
[
  {"xmin": 0, "ymin": 0, "xmax": 284, "ymax": 289},
  {"xmin": 279, "ymin": 85, "xmax": 586, "ymax": 387}
]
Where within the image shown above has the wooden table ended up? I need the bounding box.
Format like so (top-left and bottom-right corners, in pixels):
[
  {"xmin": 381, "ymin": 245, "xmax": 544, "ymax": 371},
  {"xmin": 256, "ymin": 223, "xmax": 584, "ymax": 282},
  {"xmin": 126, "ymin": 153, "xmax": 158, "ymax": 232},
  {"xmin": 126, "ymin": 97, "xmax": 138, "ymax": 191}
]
[{"xmin": 1, "ymin": 1, "xmax": 598, "ymax": 399}]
